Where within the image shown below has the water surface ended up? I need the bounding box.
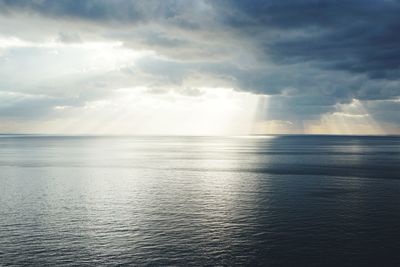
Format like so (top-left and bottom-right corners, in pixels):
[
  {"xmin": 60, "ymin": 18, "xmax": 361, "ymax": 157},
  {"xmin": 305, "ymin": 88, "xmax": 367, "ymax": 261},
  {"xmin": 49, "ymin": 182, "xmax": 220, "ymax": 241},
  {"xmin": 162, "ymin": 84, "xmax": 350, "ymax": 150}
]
[{"xmin": 0, "ymin": 135, "xmax": 399, "ymax": 266}]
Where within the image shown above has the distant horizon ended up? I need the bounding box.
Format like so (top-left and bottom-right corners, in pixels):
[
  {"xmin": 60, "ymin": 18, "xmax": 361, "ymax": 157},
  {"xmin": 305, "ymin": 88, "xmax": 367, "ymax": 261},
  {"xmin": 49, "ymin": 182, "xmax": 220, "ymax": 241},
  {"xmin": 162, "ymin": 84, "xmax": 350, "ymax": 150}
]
[{"xmin": 1, "ymin": 133, "xmax": 399, "ymax": 138}]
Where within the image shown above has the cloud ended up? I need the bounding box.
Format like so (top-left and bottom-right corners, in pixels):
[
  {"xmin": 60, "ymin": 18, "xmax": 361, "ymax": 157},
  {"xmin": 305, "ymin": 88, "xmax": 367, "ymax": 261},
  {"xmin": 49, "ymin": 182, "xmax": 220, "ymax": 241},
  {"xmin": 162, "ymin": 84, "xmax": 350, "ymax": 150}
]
[
  {"xmin": 214, "ymin": 0, "xmax": 400, "ymax": 93},
  {"xmin": 0, "ymin": 0, "xmax": 398, "ymax": 133}
]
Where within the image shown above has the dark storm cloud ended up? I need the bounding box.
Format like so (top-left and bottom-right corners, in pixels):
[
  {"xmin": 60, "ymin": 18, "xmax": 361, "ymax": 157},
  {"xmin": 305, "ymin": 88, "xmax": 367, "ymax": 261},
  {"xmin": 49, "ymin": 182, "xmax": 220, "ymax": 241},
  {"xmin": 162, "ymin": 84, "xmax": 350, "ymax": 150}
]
[
  {"xmin": 0, "ymin": 0, "xmax": 210, "ymax": 29},
  {"xmin": 0, "ymin": 0, "xmax": 144, "ymax": 22},
  {"xmin": 219, "ymin": 0, "xmax": 400, "ymax": 79}
]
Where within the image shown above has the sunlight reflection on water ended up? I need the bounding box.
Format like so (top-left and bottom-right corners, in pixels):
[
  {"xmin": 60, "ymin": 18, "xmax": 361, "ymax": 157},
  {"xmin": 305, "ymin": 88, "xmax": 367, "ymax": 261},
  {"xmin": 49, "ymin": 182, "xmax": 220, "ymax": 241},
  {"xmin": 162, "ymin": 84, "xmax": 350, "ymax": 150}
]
[{"xmin": 0, "ymin": 135, "xmax": 399, "ymax": 266}]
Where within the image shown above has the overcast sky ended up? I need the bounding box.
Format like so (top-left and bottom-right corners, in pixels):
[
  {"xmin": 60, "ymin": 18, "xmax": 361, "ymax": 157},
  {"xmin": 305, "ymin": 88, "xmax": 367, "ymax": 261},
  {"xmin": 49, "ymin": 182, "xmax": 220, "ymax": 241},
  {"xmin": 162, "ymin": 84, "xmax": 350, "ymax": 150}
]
[{"xmin": 0, "ymin": 0, "xmax": 399, "ymax": 135}]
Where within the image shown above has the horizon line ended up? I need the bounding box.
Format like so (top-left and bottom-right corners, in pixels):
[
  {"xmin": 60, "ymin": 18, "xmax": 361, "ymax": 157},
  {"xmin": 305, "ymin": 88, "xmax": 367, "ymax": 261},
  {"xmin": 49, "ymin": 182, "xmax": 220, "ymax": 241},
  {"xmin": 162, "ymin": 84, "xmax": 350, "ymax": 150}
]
[{"xmin": 0, "ymin": 133, "xmax": 399, "ymax": 138}]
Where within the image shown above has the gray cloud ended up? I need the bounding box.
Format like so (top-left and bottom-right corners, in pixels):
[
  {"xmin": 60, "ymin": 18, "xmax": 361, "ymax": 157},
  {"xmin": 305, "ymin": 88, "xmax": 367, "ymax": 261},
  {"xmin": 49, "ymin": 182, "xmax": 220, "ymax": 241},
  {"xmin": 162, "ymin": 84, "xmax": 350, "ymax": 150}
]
[
  {"xmin": 0, "ymin": 0, "xmax": 399, "ymax": 132},
  {"xmin": 219, "ymin": 0, "xmax": 400, "ymax": 78}
]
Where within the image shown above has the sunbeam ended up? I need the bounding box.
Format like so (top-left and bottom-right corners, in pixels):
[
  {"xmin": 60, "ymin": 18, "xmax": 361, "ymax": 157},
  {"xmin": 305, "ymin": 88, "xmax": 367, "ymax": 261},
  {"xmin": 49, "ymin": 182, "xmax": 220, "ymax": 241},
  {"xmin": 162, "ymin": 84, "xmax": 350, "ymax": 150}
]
[
  {"xmin": 42, "ymin": 87, "xmax": 261, "ymax": 136},
  {"xmin": 307, "ymin": 99, "xmax": 386, "ymax": 135}
]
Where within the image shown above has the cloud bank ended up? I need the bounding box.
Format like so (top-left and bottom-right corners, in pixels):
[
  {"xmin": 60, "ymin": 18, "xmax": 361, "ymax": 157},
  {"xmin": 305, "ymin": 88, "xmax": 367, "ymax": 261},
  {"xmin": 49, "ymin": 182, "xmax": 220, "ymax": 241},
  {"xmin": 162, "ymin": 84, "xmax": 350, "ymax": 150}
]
[{"xmin": 0, "ymin": 0, "xmax": 399, "ymax": 134}]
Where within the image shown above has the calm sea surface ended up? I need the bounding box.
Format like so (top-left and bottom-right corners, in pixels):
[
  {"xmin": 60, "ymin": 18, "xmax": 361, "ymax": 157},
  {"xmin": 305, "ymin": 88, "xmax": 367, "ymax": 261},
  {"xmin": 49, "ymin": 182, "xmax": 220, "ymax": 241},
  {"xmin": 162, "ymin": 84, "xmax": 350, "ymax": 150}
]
[{"xmin": 0, "ymin": 135, "xmax": 399, "ymax": 266}]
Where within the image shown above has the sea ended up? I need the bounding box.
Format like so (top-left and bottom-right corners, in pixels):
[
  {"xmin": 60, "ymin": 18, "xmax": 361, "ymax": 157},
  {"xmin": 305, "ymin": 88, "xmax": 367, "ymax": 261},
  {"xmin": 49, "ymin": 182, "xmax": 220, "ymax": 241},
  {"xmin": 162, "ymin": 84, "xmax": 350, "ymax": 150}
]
[{"xmin": 0, "ymin": 135, "xmax": 399, "ymax": 266}]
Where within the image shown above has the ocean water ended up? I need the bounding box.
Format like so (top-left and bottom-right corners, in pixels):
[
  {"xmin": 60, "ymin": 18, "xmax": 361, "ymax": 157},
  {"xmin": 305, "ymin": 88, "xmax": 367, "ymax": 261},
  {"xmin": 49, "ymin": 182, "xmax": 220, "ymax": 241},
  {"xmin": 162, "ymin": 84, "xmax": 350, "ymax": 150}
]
[{"xmin": 0, "ymin": 135, "xmax": 399, "ymax": 266}]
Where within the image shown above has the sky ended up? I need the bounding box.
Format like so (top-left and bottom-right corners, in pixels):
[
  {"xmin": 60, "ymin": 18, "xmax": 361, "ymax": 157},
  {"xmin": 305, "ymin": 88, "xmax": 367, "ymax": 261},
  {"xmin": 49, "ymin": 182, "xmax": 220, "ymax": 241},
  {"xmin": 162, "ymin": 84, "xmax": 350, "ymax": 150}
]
[{"xmin": 0, "ymin": 0, "xmax": 399, "ymax": 135}]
